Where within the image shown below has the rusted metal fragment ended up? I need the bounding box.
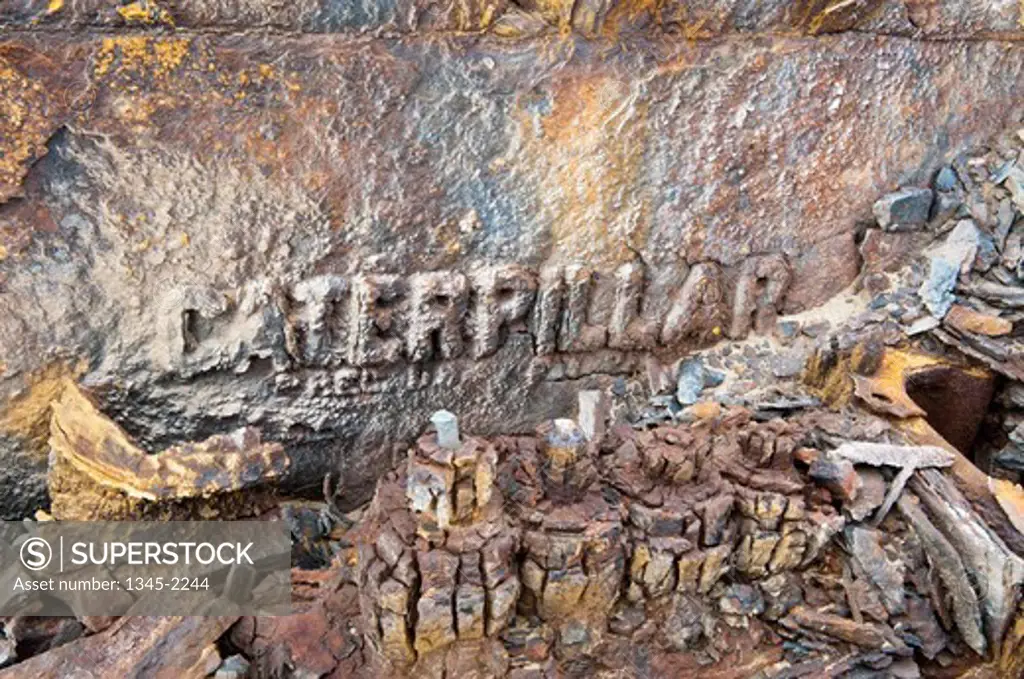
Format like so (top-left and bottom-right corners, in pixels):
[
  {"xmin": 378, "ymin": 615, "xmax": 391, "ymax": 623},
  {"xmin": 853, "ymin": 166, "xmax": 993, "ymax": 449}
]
[
  {"xmin": 831, "ymin": 441, "xmax": 954, "ymax": 469},
  {"xmin": 909, "ymin": 468, "xmax": 1024, "ymax": 651},
  {"xmin": 0, "ymin": 615, "xmax": 236, "ymax": 679},
  {"xmin": 830, "ymin": 442, "xmax": 954, "ymax": 524},
  {"xmin": 806, "ymin": 344, "xmax": 1024, "ymax": 554},
  {"xmin": 945, "ymin": 304, "xmax": 1013, "ymax": 337},
  {"xmin": 932, "ymin": 326, "xmax": 1024, "ymax": 382},
  {"xmin": 781, "ymin": 604, "xmax": 909, "ymax": 654},
  {"xmin": 48, "ymin": 381, "xmax": 288, "ymax": 520},
  {"xmin": 896, "ymin": 491, "xmax": 987, "ymax": 656}
]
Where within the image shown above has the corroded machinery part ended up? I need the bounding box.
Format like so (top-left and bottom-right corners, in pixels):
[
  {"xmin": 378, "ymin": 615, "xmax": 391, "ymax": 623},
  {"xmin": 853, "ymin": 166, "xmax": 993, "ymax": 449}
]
[
  {"xmin": 351, "ymin": 405, "xmax": 1023, "ymax": 677},
  {"xmin": 406, "ymin": 422, "xmax": 499, "ymax": 538},
  {"xmin": 805, "ymin": 341, "xmax": 1024, "ymax": 556},
  {"xmin": 48, "ymin": 381, "xmax": 288, "ymax": 520},
  {"xmin": 358, "ymin": 421, "xmax": 519, "ymax": 676},
  {"xmin": 536, "ymin": 418, "xmax": 596, "ymax": 504}
]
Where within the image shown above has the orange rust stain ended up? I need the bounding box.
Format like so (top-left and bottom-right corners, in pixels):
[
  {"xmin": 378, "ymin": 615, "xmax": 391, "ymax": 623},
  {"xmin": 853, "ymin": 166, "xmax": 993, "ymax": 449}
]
[
  {"xmin": 525, "ymin": 74, "xmax": 650, "ymax": 267},
  {"xmin": 601, "ymin": 0, "xmax": 660, "ymax": 37}
]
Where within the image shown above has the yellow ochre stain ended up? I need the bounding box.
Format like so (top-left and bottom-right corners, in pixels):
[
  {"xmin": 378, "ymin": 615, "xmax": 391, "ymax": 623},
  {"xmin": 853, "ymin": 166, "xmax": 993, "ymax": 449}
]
[
  {"xmin": 46, "ymin": 0, "xmax": 63, "ymax": 14},
  {"xmin": 0, "ymin": 361, "xmax": 87, "ymax": 452},
  {"xmin": 117, "ymin": 0, "xmax": 174, "ymax": 26},
  {"xmin": 93, "ymin": 37, "xmax": 190, "ymax": 78}
]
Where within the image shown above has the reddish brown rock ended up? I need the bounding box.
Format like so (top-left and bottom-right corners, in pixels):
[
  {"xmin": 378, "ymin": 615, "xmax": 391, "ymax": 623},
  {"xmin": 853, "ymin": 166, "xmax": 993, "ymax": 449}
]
[{"xmin": 945, "ymin": 304, "xmax": 1014, "ymax": 337}]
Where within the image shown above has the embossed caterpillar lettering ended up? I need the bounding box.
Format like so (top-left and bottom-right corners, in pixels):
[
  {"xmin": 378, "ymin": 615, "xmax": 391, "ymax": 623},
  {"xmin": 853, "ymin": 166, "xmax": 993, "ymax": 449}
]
[{"xmin": 158, "ymin": 255, "xmax": 790, "ymax": 373}]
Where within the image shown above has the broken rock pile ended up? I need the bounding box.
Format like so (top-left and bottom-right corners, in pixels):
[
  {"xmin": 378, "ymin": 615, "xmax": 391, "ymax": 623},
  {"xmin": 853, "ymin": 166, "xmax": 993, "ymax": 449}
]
[{"xmin": 347, "ymin": 398, "xmax": 1023, "ymax": 678}]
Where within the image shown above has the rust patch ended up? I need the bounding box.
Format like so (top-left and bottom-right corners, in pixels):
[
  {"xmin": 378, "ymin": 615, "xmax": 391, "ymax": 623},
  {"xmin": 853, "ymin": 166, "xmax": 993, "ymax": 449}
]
[
  {"xmin": 0, "ymin": 52, "xmax": 57, "ymax": 203},
  {"xmin": 531, "ymin": 73, "xmax": 650, "ymax": 268}
]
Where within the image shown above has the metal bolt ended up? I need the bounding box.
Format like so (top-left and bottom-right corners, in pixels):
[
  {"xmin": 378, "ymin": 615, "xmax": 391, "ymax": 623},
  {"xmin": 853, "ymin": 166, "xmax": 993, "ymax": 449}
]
[
  {"xmin": 578, "ymin": 390, "xmax": 608, "ymax": 442},
  {"xmin": 431, "ymin": 409, "xmax": 460, "ymax": 449}
]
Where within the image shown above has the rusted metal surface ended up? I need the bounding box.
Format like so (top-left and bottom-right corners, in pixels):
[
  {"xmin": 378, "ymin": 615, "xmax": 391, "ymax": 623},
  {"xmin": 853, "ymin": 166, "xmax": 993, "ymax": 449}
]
[
  {"xmin": 2, "ymin": 1, "xmax": 1024, "ymax": 520},
  {"xmin": 47, "ymin": 381, "xmax": 288, "ymax": 519},
  {"xmin": 2, "ymin": 0, "xmax": 1023, "ymax": 38}
]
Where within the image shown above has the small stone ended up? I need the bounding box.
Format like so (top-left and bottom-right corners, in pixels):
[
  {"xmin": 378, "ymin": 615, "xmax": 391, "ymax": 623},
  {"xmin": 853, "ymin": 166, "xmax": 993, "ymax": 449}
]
[
  {"xmin": 934, "ymin": 166, "xmax": 958, "ymax": 192},
  {"xmin": 944, "ymin": 304, "xmax": 1013, "ymax": 337},
  {"xmin": 801, "ymin": 321, "xmax": 830, "ymax": 338},
  {"xmin": 215, "ymin": 654, "xmax": 251, "ymax": 679},
  {"xmin": 846, "ymin": 526, "xmax": 905, "ymax": 616},
  {"xmin": 776, "ymin": 320, "xmax": 800, "ymax": 344},
  {"xmin": 760, "ymin": 573, "xmax": 803, "ymax": 620},
  {"xmin": 676, "ymin": 358, "xmax": 705, "ymax": 406},
  {"xmin": 906, "ymin": 316, "xmax": 940, "ymax": 336},
  {"xmin": 687, "ymin": 401, "xmax": 721, "ymax": 421},
  {"xmin": 873, "ymin": 187, "xmax": 933, "ymax": 232},
  {"xmin": 719, "ymin": 583, "xmax": 765, "ymax": 617},
  {"xmin": 930, "ymin": 190, "xmax": 963, "ymax": 226},
  {"xmin": 845, "ymin": 468, "xmax": 886, "ymax": 522},
  {"xmin": 995, "ymin": 198, "xmax": 1014, "ymax": 248},
  {"xmin": 995, "ymin": 423, "xmax": 1024, "ymax": 471},
  {"xmin": 890, "ymin": 659, "xmax": 922, "ymax": 679},
  {"xmin": 771, "ymin": 351, "xmax": 805, "ymax": 379},
  {"xmin": 991, "ymin": 161, "xmax": 1015, "ymax": 185},
  {"xmin": 1002, "ymin": 384, "xmax": 1024, "ymax": 408},
  {"xmin": 918, "ymin": 256, "xmax": 958, "ymax": 318},
  {"xmin": 376, "ymin": 529, "xmax": 405, "ymax": 566},
  {"xmin": 974, "ymin": 230, "xmax": 998, "ymax": 271},
  {"xmin": 1002, "ymin": 165, "xmax": 1024, "ymax": 213},
  {"xmin": 609, "ymin": 604, "xmax": 646, "ymax": 635},
  {"xmin": 808, "ymin": 456, "xmax": 860, "ymax": 503},
  {"xmin": 943, "ymin": 219, "xmax": 982, "ymax": 273}
]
